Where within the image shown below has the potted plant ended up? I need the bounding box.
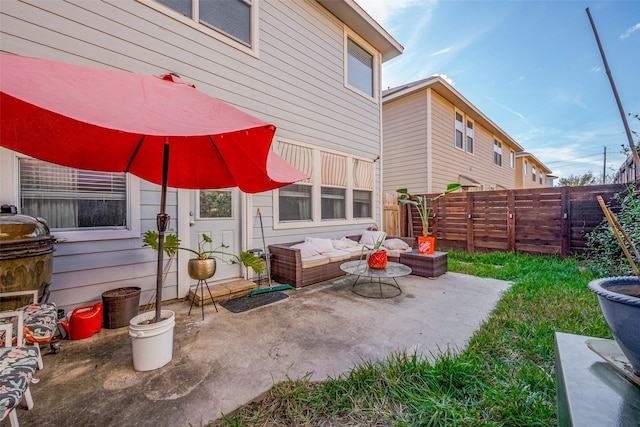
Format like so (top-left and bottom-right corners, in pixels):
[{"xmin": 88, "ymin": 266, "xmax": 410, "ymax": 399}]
[
  {"xmin": 131, "ymin": 231, "xmax": 265, "ymax": 372},
  {"xmin": 142, "ymin": 231, "xmax": 265, "ymax": 281},
  {"xmin": 365, "ymin": 235, "xmax": 387, "ymax": 270},
  {"xmin": 397, "ymin": 183, "xmax": 461, "ymax": 254}
]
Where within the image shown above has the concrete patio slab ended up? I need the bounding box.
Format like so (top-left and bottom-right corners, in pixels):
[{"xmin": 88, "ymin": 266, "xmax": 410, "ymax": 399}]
[{"xmin": 17, "ymin": 272, "xmax": 511, "ymax": 426}]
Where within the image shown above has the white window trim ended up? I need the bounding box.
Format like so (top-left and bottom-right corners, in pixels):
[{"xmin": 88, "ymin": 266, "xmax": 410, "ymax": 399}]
[
  {"xmin": 454, "ymin": 109, "xmax": 464, "ymax": 151},
  {"xmin": 343, "ymin": 29, "xmax": 380, "ymax": 103},
  {"xmin": 7, "ymin": 151, "xmax": 140, "ymax": 242},
  {"xmin": 465, "ymin": 117, "xmax": 474, "ymax": 155},
  {"xmin": 454, "ymin": 110, "xmax": 475, "ymax": 155},
  {"xmin": 138, "ymin": 0, "xmax": 259, "ymax": 58},
  {"xmin": 493, "ymin": 138, "xmax": 503, "ymax": 167},
  {"xmin": 272, "ymin": 138, "xmax": 376, "ymax": 230}
]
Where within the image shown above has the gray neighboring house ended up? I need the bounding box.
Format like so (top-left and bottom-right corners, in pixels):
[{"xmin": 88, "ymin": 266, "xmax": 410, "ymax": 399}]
[{"xmin": 0, "ymin": 0, "xmax": 402, "ymax": 311}]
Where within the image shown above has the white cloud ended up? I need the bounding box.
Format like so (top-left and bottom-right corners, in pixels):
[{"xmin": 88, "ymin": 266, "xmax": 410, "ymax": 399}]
[
  {"xmin": 436, "ymin": 74, "xmax": 454, "ymax": 85},
  {"xmin": 432, "ymin": 46, "xmax": 452, "ymax": 56},
  {"xmin": 620, "ymin": 22, "xmax": 640, "ymax": 39},
  {"xmin": 589, "ymin": 66, "xmax": 601, "ymax": 73},
  {"xmin": 355, "ymin": 0, "xmax": 427, "ymax": 26},
  {"xmin": 485, "ymin": 96, "xmax": 528, "ymax": 125}
]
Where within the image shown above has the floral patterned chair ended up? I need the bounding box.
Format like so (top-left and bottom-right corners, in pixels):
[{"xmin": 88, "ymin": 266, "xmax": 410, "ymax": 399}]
[
  {"xmin": 0, "ymin": 290, "xmax": 60, "ymax": 370},
  {"xmin": 0, "ymin": 310, "xmax": 40, "ymax": 427}
]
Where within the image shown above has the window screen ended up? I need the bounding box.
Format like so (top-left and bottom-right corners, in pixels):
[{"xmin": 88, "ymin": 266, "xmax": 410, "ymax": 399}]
[
  {"xmin": 200, "ymin": 0, "xmax": 251, "ymax": 45},
  {"xmin": 347, "ymin": 38, "xmax": 373, "ymax": 96}
]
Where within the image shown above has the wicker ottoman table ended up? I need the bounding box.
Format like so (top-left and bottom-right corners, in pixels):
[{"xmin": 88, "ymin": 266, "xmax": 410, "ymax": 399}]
[{"xmin": 399, "ymin": 250, "xmax": 448, "ymax": 278}]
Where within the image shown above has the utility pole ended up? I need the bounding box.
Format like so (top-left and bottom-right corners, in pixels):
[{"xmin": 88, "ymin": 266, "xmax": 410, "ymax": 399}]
[
  {"xmin": 603, "ymin": 146, "xmax": 606, "ymax": 184},
  {"xmin": 586, "ymin": 8, "xmax": 640, "ymax": 175}
]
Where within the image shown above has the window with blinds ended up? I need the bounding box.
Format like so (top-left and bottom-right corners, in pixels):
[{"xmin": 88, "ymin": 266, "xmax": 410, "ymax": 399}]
[
  {"xmin": 19, "ymin": 159, "xmax": 127, "ymax": 230},
  {"xmin": 321, "ymin": 152, "xmax": 346, "ymax": 220},
  {"xmin": 275, "ymin": 141, "xmax": 313, "ymax": 221},
  {"xmin": 347, "ymin": 37, "xmax": 374, "ymax": 97},
  {"xmin": 455, "ymin": 112, "xmax": 464, "ymax": 149},
  {"xmin": 466, "ymin": 120, "xmax": 474, "ymax": 154},
  {"xmin": 155, "ymin": 0, "xmax": 252, "ymax": 47},
  {"xmin": 493, "ymin": 140, "xmax": 503, "ymax": 167},
  {"xmin": 353, "ymin": 159, "xmax": 373, "ymax": 219}
]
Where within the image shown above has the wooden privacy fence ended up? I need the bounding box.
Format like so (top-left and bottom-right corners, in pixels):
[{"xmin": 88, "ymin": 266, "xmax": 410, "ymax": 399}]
[{"xmin": 399, "ymin": 184, "xmax": 631, "ymax": 256}]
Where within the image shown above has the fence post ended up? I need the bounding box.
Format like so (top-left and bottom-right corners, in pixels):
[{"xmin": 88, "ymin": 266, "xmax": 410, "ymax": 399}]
[
  {"xmin": 561, "ymin": 186, "xmax": 570, "ymax": 256},
  {"xmin": 466, "ymin": 191, "xmax": 474, "ymax": 252},
  {"xmin": 507, "ymin": 190, "xmax": 515, "ymax": 252}
]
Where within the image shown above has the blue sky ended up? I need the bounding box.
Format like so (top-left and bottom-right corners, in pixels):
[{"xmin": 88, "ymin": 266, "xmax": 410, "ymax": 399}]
[{"xmin": 356, "ymin": 0, "xmax": 640, "ymax": 181}]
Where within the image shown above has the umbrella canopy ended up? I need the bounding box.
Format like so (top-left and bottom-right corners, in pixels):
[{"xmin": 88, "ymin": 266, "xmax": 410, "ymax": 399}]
[
  {"xmin": 0, "ymin": 53, "xmax": 306, "ymax": 321},
  {"xmin": 0, "ymin": 53, "xmax": 305, "ymax": 192}
]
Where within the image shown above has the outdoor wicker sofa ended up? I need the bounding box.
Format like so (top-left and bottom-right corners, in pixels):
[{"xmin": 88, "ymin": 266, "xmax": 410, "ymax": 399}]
[{"xmin": 268, "ymin": 233, "xmax": 416, "ymax": 288}]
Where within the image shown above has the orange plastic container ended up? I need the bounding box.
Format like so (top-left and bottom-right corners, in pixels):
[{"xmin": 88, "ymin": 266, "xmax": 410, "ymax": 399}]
[{"xmin": 60, "ymin": 302, "xmax": 103, "ymax": 340}]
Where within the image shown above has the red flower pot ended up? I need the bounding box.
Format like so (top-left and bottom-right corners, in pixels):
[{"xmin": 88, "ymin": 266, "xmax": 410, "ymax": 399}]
[{"xmin": 368, "ymin": 251, "xmax": 388, "ymax": 269}]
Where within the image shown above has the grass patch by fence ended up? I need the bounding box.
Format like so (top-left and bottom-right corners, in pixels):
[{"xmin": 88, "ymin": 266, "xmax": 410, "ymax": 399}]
[{"xmin": 211, "ymin": 251, "xmax": 610, "ymax": 426}]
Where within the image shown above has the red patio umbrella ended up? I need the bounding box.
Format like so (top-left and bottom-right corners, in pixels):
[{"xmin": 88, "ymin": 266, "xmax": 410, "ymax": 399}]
[{"xmin": 0, "ymin": 53, "xmax": 306, "ymax": 321}]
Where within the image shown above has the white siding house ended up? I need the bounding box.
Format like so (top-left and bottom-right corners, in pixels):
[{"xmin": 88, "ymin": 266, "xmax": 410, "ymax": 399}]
[{"xmin": 0, "ymin": 0, "xmax": 402, "ymax": 311}]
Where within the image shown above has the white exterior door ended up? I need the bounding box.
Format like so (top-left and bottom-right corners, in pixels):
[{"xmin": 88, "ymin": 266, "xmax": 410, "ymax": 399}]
[{"xmin": 188, "ymin": 188, "xmax": 242, "ymax": 283}]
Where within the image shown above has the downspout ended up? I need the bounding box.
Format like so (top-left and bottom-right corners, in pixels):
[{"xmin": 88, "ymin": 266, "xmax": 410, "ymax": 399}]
[
  {"xmin": 426, "ymin": 88, "xmax": 433, "ymax": 193},
  {"xmin": 377, "ymin": 54, "xmax": 383, "ymax": 225}
]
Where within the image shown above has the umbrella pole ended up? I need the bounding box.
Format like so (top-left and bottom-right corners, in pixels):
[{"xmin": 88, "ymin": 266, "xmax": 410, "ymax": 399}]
[{"xmin": 155, "ymin": 139, "xmax": 170, "ymax": 322}]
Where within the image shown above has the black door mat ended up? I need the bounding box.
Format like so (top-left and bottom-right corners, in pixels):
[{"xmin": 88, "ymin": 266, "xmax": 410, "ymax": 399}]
[{"xmin": 220, "ymin": 291, "xmax": 289, "ymax": 313}]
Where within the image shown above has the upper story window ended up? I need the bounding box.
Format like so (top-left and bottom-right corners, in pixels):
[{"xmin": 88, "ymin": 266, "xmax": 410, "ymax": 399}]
[
  {"xmin": 455, "ymin": 112, "xmax": 464, "ymax": 149},
  {"xmin": 153, "ymin": 0, "xmax": 254, "ymax": 50},
  {"xmin": 524, "ymin": 160, "xmax": 528, "ymax": 175},
  {"xmin": 466, "ymin": 120, "xmax": 474, "ymax": 154},
  {"xmin": 532, "ymin": 166, "xmax": 537, "ymax": 182},
  {"xmin": 345, "ymin": 35, "xmax": 376, "ymax": 99},
  {"xmin": 493, "ymin": 139, "xmax": 502, "ymax": 166},
  {"xmin": 454, "ymin": 111, "xmax": 474, "ymax": 154},
  {"xmin": 19, "ymin": 158, "xmax": 127, "ymax": 230},
  {"xmin": 510, "ymin": 151, "xmax": 515, "ymax": 168}
]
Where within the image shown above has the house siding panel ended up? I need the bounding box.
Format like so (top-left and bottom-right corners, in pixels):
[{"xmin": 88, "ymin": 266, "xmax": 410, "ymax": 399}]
[{"xmin": 382, "ymin": 91, "xmax": 428, "ymax": 194}]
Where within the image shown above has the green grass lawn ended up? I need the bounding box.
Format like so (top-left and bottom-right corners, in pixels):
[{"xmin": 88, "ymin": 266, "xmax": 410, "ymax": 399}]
[{"xmin": 211, "ymin": 251, "xmax": 611, "ymax": 427}]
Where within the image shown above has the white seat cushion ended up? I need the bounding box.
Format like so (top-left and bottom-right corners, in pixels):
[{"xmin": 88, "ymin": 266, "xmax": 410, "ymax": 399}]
[
  {"xmin": 300, "ymin": 254, "xmax": 330, "ymax": 268},
  {"xmin": 382, "ymin": 238, "xmax": 411, "ymax": 251},
  {"xmin": 304, "ymin": 237, "xmax": 335, "ymax": 254},
  {"xmin": 359, "ymin": 230, "xmax": 387, "ymax": 247},
  {"xmin": 383, "ymin": 248, "xmax": 411, "ymax": 258},
  {"xmin": 290, "ymin": 242, "xmax": 320, "ymax": 258},
  {"xmin": 343, "ymin": 245, "xmax": 368, "ymax": 256},
  {"xmin": 325, "ymin": 250, "xmax": 351, "ymax": 263}
]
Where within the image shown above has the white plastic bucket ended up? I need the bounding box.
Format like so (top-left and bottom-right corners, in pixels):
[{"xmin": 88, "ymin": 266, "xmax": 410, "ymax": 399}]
[{"xmin": 129, "ymin": 310, "xmax": 175, "ymax": 371}]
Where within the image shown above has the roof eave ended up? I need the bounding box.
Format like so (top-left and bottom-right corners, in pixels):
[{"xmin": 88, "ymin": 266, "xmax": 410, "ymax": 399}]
[{"xmin": 317, "ymin": 0, "xmax": 404, "ymax": 62}]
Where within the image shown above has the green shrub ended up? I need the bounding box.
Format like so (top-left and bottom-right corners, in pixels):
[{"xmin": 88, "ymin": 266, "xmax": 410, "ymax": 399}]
[{"xmin": 585, "ymin": 184, "xmax": 640, "ymax": 277}]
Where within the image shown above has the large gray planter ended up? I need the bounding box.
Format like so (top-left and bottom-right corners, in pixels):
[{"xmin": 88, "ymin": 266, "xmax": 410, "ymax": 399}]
[{"xmin": 588, "ymin": 276, "xmax": 640, "ymax": 375}]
